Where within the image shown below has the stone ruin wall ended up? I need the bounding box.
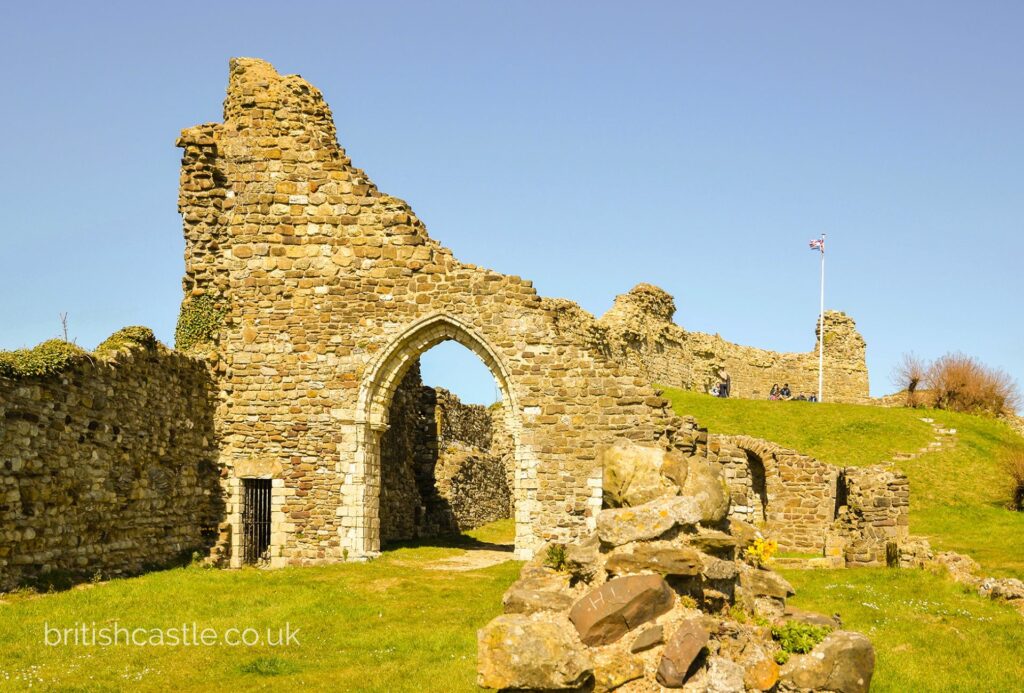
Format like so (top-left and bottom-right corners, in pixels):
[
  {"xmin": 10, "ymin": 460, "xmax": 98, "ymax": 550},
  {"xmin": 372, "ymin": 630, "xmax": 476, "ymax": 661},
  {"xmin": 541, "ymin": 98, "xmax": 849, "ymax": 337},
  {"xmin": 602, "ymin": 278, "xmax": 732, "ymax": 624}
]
[
  {"xmin": 175, "ymin": 57, "xmax": 692, "ymax": 563},
  {"xmin": 708, "ymin": 434, "xmax": 909, "ymax": 566},
  {"xmin": 0, "ymin": 333, "xmax": 222, "ymax": 591},
  {"xmin": 379, "ymin": 363, "xmax": 511, "ymax": 542},
  {"xmin": 0, "ymin": 58, "xmax": 892, "ymax": 586},
  {"xmin": 597, "ymin": 284, "xmax": 870, "ymax": 403}
]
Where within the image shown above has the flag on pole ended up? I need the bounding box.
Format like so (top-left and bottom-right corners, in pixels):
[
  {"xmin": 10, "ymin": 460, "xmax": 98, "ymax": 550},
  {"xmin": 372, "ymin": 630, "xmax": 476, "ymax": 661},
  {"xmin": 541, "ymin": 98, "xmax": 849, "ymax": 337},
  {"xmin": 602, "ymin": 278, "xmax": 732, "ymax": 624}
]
[{"xmin": 809, "ymin": 238, "xmax": 825, "ymax": 252}]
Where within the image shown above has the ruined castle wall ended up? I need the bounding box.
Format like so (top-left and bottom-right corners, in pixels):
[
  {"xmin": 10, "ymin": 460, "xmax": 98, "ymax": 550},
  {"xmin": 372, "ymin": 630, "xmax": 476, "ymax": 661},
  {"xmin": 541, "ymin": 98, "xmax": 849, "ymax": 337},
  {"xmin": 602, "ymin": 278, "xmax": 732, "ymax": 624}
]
[
  {"xmin": 710, "ymin": 434, "xmax": 908, "ymax": 566},
  {"xmin": 0, "ymin": 335, "xmax": 221, "ymax": 591},
  {"xmin": 176, "ymin": 58, "xmax": 685, "ymax": 563},
  {"xmin": 598, "ymin": 284, "xmax": 870, "ymax": 403},
  {"xmin": 838, "ymin": 466, "xmax": 910, "ymax": 567}
]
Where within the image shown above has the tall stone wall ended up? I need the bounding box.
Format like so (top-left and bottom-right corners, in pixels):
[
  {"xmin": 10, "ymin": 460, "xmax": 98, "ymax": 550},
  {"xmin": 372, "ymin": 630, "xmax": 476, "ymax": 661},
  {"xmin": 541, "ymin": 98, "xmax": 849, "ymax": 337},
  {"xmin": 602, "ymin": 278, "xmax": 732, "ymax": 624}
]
[
  {"xmin": 597, "ymin": 284, "xmax": 870, "ymax": 403},
  {"xmin": 0, "ymin": 330, "xmax": 221, "ymax": 591},
  {"xmin": 176, "ymin": 58, "xmax": 688, "ymax": 563}
]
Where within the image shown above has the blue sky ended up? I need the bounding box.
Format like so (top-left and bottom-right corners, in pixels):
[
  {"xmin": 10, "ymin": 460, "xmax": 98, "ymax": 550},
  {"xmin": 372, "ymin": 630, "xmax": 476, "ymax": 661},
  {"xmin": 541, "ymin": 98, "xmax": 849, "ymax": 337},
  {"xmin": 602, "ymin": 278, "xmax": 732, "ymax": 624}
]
[{"xmin": 1, "ymin": 2, "xmax": 1021, "ymax": 404}]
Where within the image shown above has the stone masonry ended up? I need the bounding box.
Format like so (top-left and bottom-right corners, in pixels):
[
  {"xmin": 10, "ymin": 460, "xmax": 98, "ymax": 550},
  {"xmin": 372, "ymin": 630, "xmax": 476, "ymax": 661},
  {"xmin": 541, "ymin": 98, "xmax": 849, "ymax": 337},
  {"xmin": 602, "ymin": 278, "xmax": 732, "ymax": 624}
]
[
  {"xmin": 379, "ymin": 363, "xmax": 511, "ymax": 542},
  {"xmin": 0, "ymin": 58, "xmax": 888, "ymax": 587},
  {"xmin": 0, "ymin": 331, "xmax": 221, "ymax": 591},
  {"xmin": 175, "ymin": 58, "xmax": 693, "ymax": 564},
  {"xmin": 598, "ymin": 283, "xmax": 870, "ymax": 403},
  {"xmin": 709, "ymin": 435, "xmax": 909, "ymax": 566}
]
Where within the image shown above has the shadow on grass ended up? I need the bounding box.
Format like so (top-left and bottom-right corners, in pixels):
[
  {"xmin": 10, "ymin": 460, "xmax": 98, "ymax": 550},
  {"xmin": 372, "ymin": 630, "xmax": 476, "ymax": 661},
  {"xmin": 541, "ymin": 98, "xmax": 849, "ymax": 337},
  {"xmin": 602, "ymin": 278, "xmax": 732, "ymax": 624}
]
[{"xmin": 382, "ymin": 531, "xmax": 514, "ymax": 553}]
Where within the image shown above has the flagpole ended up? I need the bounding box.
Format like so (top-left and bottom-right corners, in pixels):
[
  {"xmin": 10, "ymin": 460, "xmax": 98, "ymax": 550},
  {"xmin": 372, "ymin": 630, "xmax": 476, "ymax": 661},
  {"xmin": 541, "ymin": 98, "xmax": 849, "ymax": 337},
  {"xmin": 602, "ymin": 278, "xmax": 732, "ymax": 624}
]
[{"xmin": 818, "ymin": 234, "xmax": 826, "ymax": 402}]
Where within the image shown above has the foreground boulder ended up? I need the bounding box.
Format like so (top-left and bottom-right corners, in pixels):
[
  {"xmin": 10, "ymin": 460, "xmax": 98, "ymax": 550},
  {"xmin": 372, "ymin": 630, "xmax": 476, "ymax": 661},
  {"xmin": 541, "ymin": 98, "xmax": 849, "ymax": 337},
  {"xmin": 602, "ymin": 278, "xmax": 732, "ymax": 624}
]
[
  {"xmin": 681, "ymin": 456, "xmax": 731, "ymax": 523},
  {"xmin": 656, "ymin": 617, "xmax": 711, "ymax": 687},
  {"xmin": 602, "ymin": 441, "xmax": 687, "ymax": 507},
  {"xmin": 477, "ymin": 614, "xmax": 593, "ymax": 690},
  {"xmin": 502, "ymin": 574, "xmax": 575, "ymax": 615},
  {"xmin": 779, "ymin": 630, "xmax": 875, "ymax": 693},
  {"xmin": 605, "ymin": 542, "xmax": 702, "ymax": 577},
  {"xmin": 596, "ymin": 496, "xmax": 702, "ymax": 546},
  {"xmin": 569, "ymin": 574, "xmax": 675, "ymax": 646}
]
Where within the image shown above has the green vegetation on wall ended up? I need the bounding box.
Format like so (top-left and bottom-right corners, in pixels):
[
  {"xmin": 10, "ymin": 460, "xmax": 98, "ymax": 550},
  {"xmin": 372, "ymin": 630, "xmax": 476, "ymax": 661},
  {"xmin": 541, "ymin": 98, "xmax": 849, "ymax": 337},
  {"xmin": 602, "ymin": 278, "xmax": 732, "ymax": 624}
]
[
  {"xmin": 0, "ymin": 340, "xmax": 88, "ymax": 379},
  {"xmin": 94, "ymin": 326, "xmax": 158, "ymax": 356},
  {"xmin": 175, "ymin": 295, "xmax": 226, "ymax": 352}
]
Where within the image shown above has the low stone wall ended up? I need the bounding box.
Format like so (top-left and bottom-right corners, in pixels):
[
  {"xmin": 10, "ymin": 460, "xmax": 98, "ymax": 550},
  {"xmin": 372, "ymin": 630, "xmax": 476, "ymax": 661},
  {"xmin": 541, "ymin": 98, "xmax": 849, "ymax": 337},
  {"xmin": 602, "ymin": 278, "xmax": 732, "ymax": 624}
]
[
  {"xmin": 709, "ymin": 434, "xmax": 908, "ymax": 565},
  {"xmin": 0, "ymin": 329, "xmax": 221, "ymax": 591}
]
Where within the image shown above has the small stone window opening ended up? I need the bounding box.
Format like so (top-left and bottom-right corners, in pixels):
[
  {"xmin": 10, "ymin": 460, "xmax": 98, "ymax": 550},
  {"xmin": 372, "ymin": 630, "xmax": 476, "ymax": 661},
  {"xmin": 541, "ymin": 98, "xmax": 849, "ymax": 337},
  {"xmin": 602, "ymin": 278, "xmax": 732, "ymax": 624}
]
[{"xmin": 241, "ymin": 479, "xmax": 272, "ymax": 564}]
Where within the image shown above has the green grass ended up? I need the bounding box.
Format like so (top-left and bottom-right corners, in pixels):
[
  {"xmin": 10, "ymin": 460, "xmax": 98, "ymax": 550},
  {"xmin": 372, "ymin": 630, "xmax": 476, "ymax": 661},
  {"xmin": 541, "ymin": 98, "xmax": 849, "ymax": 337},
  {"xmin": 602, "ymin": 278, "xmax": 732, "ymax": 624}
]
[
  {"xmin": 660, "ymin": 387, "xmax": 939, "ymax": 467},
  {"xmin": 0, "ymin": 522, "xmax": 520, "ymax": 692},
  {"xmin": 662, "ymin": 387, "xmax": 1024, "ymax": 578},
  {"xmin": 782, "ymin": 568, "xmax": 1024, "ymax": 692},
  {"xmin": 665, "ymin": 387, "xmax": 1024, "ymax": 691}
]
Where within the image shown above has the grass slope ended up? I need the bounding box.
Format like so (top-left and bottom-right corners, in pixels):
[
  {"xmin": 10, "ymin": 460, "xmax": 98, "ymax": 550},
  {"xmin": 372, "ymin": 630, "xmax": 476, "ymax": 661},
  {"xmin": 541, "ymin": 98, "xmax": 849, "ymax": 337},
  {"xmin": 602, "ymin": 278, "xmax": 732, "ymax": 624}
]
[
  {"xmin": 662, "ymin": 387, "xmax": 1024, "ymax": 578},
  {"xmin": 664, "ymin": 387, "xmax": 1024, "ymax": 691},
  {"xmin": 0, "ymin": 523, "xmax": 519, "ymax": 692}
]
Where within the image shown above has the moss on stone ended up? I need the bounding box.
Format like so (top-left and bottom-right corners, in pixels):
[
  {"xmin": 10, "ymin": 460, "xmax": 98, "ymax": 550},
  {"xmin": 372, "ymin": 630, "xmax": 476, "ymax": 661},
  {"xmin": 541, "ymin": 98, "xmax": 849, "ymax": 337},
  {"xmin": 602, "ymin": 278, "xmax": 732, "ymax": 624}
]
[
  {"xmin": 175, "ymin": 295, "xmax": 226, "ymax": 351},
  {"xmin": 95, "ymin": 326, "xmax": 158, "ymax": 356},
  {"xmin": 0, "ymin": 339, "xmax": 88, "ymax": 379}
]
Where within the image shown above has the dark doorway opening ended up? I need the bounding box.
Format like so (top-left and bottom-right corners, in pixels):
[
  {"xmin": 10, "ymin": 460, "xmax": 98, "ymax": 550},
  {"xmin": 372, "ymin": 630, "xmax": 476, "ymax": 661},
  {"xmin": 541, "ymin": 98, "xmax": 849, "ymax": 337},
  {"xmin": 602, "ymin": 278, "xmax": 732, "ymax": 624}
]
[{"xmin": 241, "ymin": 478, "xmax": 272, "ymax": 564}]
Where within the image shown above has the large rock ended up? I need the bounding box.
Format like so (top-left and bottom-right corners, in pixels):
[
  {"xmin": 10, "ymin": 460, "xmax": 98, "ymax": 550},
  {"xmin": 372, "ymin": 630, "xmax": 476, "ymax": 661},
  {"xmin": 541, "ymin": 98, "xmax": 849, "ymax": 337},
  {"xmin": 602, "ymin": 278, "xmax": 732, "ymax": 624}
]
[
  {"xmin": 704, "ymin": 656, "xmax": 747, "ymax": 693},
  {"xmin": 503, "ymin": 575, "xmax": 575, "ymax": 615},
  {"xmin": 565, "ymin": 532, "xmax": 603, "ymax": 584},
  {"xmin": 681, "ymin": 456, "xmax": 730, "ymax": 523},
  {"xmin": 779, "ymin": 630, "xmax": 875, "ymax": 693},
  {"xmin": 605, "ymin": 542, "xmax": 702, "ymax": 577},
  {"xmin": 597, "ymin": 496, "xmax": 702, "ymax": 547},
  {"xmin": 689, "ymin": 528, "xmax": 738, "ymax": 555},
  {"xmin": 656, "ymin": 617, "xmax": 710, "ymax": 687},
  {"xmin": 742, "ymin": 645, "xmax": 780, "ymax": 691},
  {"xmin": 591, "ymin": 647, "xmax": 645, "ymax": 692},
  {"xmin": 569, "ymin": 574, "xmax": 675, "ymax": 646},
  {"xmin": 477, "ymin": 614, "xmax": 593, "ymax": 690},
  {"xmin": 740, "ymin": 568, "xmax": 795, "ymax": 599},
  {"xmin": 726, "ymin": 518, "xmax": 762, "ymax": 549},
  {"xmin": 602, "ymin": 441, "xmax": 686, "ymax": 507}
]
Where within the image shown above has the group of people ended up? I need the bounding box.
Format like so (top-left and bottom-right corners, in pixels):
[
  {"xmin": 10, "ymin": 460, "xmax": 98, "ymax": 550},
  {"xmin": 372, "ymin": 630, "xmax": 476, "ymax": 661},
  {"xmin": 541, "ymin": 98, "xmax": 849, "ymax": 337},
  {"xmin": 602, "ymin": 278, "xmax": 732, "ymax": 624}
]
[
  {"xmin": 768, "ymin": 383, "xmax": 817, "ymax": 402},
  {"xmin": 706, "ymin": 370, "xmax": 818, "ymax": 402}
]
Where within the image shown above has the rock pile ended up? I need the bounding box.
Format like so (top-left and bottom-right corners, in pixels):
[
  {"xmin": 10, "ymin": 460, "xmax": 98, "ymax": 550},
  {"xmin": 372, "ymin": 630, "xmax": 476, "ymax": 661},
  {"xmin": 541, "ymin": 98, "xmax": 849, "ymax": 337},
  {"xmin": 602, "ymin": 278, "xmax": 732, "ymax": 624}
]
[{"xmin": 478, "ymin": 441, "xmax": 876, "ymax": 691}]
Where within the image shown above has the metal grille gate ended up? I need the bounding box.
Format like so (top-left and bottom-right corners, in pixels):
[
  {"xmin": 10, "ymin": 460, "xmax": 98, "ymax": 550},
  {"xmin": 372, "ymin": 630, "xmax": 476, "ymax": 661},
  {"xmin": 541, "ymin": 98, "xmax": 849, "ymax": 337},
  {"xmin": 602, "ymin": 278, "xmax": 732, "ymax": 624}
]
[{"xmin": 241, "ymin": 479, "xmax": 272, "ymax": 564}]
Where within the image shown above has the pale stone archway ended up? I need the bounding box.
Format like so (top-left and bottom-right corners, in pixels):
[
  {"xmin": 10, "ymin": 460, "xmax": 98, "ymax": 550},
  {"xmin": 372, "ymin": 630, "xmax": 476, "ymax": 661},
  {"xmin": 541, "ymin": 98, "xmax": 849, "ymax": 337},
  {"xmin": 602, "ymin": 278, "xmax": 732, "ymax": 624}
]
[{"xmin": 348, "ymin": 313, "xmax": 537, "ymax": 559}]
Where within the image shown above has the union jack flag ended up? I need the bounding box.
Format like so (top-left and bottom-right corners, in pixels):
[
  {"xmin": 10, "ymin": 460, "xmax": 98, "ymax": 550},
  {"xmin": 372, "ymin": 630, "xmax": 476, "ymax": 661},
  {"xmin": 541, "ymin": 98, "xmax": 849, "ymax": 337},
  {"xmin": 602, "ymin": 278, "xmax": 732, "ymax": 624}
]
[{"xmin": 809, "ymin": 238, "xmax": 825, "ymax": 252}]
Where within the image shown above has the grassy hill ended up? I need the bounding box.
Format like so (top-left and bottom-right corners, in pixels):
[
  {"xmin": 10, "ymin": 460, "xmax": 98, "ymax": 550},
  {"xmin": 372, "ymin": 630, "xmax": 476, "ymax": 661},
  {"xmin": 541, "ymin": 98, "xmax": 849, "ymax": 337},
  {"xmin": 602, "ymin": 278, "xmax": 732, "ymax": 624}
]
[
  {"xmin": 663, "ymin": 387, "xmax": 1024, "ymax": 691},
  {"xmin": 661, "ymin": 387, "xmax": 1024, "ymax": 578}
]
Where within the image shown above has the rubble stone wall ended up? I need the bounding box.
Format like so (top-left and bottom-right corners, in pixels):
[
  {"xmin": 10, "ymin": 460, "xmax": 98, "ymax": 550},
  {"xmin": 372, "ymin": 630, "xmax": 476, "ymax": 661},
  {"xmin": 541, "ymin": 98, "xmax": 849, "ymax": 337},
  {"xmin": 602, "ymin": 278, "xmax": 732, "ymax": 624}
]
[
  {"xmin": 709, "ymin": 435, "xmax": 908, "ymax": 565},
  {"xmin": 0, "ymin": 335, "xmax": 221, "ymax": 591},
  {"xmin": 598, "ymin": 284, "xmax": 870, "ymax": 403},
  {"xmin": 176, "ymin": 58, "xmax": 686, "ymax": 563}
]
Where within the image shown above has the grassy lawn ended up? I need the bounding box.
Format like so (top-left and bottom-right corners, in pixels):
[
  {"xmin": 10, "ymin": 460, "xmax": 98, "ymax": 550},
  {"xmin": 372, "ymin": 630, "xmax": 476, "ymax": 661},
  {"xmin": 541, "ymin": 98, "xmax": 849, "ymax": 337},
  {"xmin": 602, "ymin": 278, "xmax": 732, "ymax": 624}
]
[
  {"xmin": 4, "ymin": 395, "xmax": 1023, "ymax": 692},
  {"xmin": 782, "ymin": 568, "xmax": 1024, "ymax": 691},
  {"xmin": 666, "ymin": 387, "xmax": 1024, "ymax": 690},
  {"xmin": 0, "ymin": 522, "xmax": 520, "ymax": 692},
  {"xmin": 662, "ymin": 387, "xmax": 1024, "ymax": 578}
]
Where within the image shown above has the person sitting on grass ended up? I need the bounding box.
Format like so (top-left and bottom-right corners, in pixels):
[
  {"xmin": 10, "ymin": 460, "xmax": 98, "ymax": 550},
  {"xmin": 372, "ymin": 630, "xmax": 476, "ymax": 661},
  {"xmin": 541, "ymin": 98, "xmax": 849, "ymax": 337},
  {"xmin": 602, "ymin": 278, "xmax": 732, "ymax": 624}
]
[
  {"xmin": 710, "ymin": 383, "xmax": 720, "ymax": 397},
  {"xmin": 769, "ymin": 384, "xmax": 780, "ymax": 400},
  {"xmin": 780, "ymin": 383, "xmax": 792, "ymax": 399}
]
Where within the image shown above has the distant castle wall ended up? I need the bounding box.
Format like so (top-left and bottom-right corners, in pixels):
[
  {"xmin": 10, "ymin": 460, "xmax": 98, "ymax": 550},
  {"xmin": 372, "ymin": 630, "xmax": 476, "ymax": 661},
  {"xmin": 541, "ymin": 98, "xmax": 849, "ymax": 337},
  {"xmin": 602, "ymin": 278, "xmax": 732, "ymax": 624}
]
[
  {"xmin": 597, "ymin": 284, "xmax": 870, "ymax": 403},
  {"xmin": 0, "ymin": 330, "xmax": 221, "ymax": 591}
]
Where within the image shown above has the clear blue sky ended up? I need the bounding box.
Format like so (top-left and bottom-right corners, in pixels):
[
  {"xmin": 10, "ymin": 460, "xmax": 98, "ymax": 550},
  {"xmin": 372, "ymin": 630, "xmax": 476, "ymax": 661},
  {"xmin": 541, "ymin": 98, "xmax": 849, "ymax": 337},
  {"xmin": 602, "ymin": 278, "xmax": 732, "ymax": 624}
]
[{"xmin": 2, "ymin": 2, "xmax": 1021, "ymax": 405}]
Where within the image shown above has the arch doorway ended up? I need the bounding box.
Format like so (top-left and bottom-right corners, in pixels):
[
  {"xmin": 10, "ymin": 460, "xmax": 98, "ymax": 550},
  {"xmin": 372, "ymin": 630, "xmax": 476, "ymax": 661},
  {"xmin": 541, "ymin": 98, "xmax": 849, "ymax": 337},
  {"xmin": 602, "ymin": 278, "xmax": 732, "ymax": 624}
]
[{"xmin": 348, "ymin": 314, "xmax": 536, "ymax": 559}]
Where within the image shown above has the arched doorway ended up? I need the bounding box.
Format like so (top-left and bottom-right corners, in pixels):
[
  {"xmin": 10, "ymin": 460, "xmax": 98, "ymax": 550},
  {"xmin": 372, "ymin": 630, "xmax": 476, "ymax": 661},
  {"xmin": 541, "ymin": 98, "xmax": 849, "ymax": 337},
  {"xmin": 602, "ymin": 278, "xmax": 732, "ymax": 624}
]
[{"xmin": 350, "ymin": 313, "xmax": 535, "ymax": 559}]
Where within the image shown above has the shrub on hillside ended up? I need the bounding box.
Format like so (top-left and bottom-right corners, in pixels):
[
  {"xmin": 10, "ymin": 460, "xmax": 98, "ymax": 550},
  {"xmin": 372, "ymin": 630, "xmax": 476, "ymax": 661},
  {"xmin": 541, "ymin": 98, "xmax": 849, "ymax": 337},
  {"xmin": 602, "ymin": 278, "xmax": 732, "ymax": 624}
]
[
  {"xmin": 925, "ymin": 353, "xmax": 1019, "ymax": 416},
  {"xmin": 892, "ymin": 353, "xmax": 927, "ymax": 407},
  {"xmin": 1005, "ymin": 450, "xmax": 1024, "ymax": 511}
]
